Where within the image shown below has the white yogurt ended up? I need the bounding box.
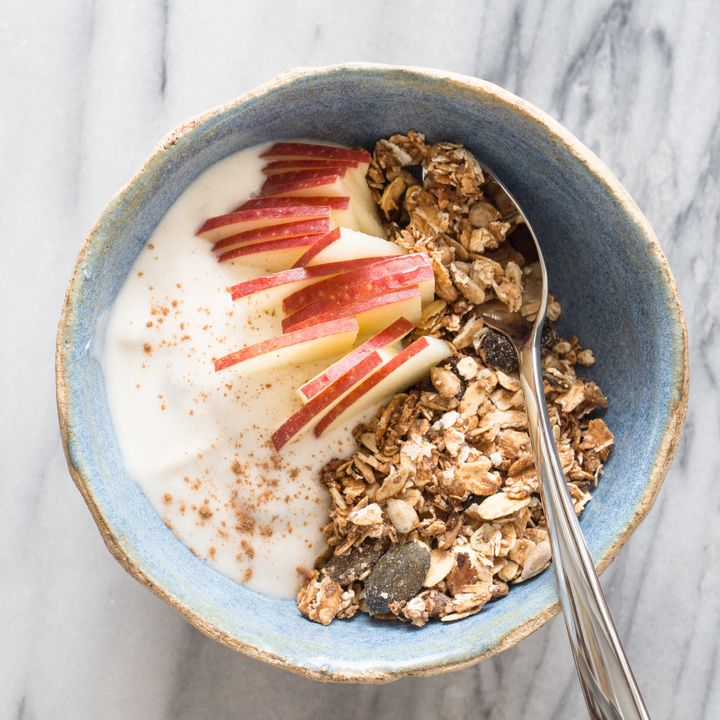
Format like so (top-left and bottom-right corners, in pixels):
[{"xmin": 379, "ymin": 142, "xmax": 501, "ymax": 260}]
[{"xmin": 99, "ymin": 144, "xmax": 381, "ymax": 598}]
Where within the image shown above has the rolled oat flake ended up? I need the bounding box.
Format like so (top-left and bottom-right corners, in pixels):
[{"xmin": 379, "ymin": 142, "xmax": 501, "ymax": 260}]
[{"xmin": 365, "ymin": 541, "xmax": 431, "ymax": 615}]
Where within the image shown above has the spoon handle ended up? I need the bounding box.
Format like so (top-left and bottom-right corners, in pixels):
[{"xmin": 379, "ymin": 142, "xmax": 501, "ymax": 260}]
[{"xmin": 518, "ymin": 343, "xmax": 650, "ymax": 720}]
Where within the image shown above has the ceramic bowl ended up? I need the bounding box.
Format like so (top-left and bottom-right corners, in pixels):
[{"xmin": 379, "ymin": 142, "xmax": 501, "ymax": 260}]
[{"xmin": 56, "ymin": 64, "xmax": 688, "ymax": 682}]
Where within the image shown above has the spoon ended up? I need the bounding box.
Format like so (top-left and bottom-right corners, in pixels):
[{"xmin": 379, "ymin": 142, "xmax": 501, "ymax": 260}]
[{"xmin": 475, "ymin": 164, "xmax": 650, "ymax": 720}]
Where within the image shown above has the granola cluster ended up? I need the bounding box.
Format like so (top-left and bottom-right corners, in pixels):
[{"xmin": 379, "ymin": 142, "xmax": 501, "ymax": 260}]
[{"xmin": 297, "ymin": 132, "xmax": 613, "ymax": 627}]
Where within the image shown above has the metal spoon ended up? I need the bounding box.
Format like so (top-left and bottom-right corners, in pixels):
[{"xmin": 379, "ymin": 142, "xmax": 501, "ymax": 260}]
[{"xmin": 476, "ymin": 164, "xmax": 650, "ymax": 720}]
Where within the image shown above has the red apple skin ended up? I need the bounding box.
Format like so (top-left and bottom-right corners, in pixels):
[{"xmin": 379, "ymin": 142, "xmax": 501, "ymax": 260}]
[
  {"xmin": 271, "ymin": 351, "xmax": 383, "ymax": 451},
  {"xmin": 281, "ymin": 271, "xmax": 430, "ymax": 330},
  {"xmin": 299, "ymin": 317, "xmax": 415, "ymax": 401},
  {"xmin": 283, "ymin": 253, "xmax": 431, "ymax": 314},
  {"xmin": 214, "ymin": 318, "xmax": 358, "ymax": 372},
  {"xmin": 263, "ymin": 167, "xmax": 350, "ymax": 187},
  {"xmin": 197, "ymin": 205, "xmax": 330, "ymax": 240},
  {"xmin": 314, "ymin": 336, "xmax": 434, "ymax": 437},
  {"xmin": 227, "ymin": 256, "xmax": 389, "ymax": 300},
  {"xmin": 282, "ymin": 286, "xmax": 420, "ymax": 333},
  {"xmin": 291, "ymin": 227, "xmax": 341, "ymax": 268},
  {"xmin": 234, "ymin": 196, "xmax": 350, "ymax": 211},
  {"xmin": 263, "ymin": 159, "xmax": 359, "ymax": 175},
  {"xmin": 217, "ymin": 234, "xmax": 319, "ymax": 264},
  {"xmin": 260, "ymin": 142, "xmax": 371, "ymax": 164},
  {"xmin": 287, "ymin": 265, "xmax": 433, "ymax": 317},
  {"xmin": 259, "ymin": 174, "xmax": 343, "ymax": 197},
  {"xmin": 211, "ymin": 217, "xmax": 330, "ymax": 253}
]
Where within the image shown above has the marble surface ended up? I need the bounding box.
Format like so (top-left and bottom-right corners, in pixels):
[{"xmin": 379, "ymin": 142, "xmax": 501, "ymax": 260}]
[{"xmin": 0, "ymin": 0, "xmax": 717, "ymax": 717}]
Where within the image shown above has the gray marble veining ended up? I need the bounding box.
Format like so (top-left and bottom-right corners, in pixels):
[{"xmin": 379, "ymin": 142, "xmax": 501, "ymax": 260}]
[{"xmin": 1, "ymin": 1, "xmax": 718, "ymax": 718}]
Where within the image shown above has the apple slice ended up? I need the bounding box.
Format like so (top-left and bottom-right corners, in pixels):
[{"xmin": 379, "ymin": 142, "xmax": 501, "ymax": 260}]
[
  {"xmin": 261, "ymin": 174, "xmax": 346, "ymax": 198},
  {"xmin": 197, "ymin": 205, "xmax": 330, "ymax": 242},
  {"xmin": 244, "ymin": 180, "xmax": 382, "ymax": 237},
  {"xmin": 283, "ymin": 253, "xmax": 433, "ymax": 314},
  {"xmin": 214, "ymin": 318, "xmax": 358, "ymax": 373},
  {"xmin": 314, "ymin": 336, "xmax": 453, "ymax": 436},
  {"xmin": 338, "ymin": 167, "xmax": 385, "ymax": 237},
  {"xmin": 310, "ymin": 195, "xmax": 384, "ymax": 238},
  {"xmin": 252, "ymin": 160, "xmax": 376, "ymax": 237},
  {"xmin": 281, "ymin": 271, "xmax": 431, "ymax": 330},
  {"xmin": 217, "ymin": 234, "xmax": 320, "ymax": 270},
  {"xmin": 234, "ymin": 195, "xmax": 352, "ymax": 230},
  {"xmin": 262, "ymin": 167, "xmax": 350, "ymax": 186},
  {"xmin": 227, "ymin": 256, "xmax": 389, "ymax": 306},
  {"xmin": 234, "ymin": 196, "xmax": 350, "ymax": 212},
  {"xmin": 211, "ymin": 217, "xmax": 330, "ymax": 253},
  {"xmin": 291, "ymin": 227, "xmax": 341, "ymax": 268},
  {"xmin": 271, "ymin": 351, "xmax": 385, "ymax": 451},
  {"xmin": 306, "ymin": 228, "xmax": 404, "ymax": 265},
  {"xmin": 261, "ymin": 168, "xmax": 351, "ymax": 194},
  {"xmin": 260, "ymin": 142, "xmax": 371, "ymax": 164},
  {"xmin": 282, "ymin": 285, "xmax": 422, "ymax": 334},
  {"xmin": 297, "ymin": 317, "xmax": 415, "ymax": 402},
  {"xmin": 336, "ymin": 199, "xmax": 385, "ymax": 238},
  {"xmin": 282, "ymin": 287, "xmax": 422, "ymax": 335},
  {"xmin": 263, "ymin": 159, "xmax": 359, "ymax": 175}
]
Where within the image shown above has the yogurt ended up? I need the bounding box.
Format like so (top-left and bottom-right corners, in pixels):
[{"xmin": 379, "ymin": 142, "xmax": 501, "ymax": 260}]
[{"xmin": 99, "ymin": 144, "xmax": 382, "ymax": 598}]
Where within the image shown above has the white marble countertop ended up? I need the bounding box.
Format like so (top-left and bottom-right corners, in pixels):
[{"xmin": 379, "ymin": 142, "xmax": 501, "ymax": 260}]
[{"xmin": 1, "ymin": 1, "xmax": 717, "ymax": 718}]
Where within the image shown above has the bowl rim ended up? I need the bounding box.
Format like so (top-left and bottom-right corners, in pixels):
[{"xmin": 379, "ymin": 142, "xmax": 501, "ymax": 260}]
[{"xmin": 56, "ymin": 62, "xmax": 689, "ymax": 683}]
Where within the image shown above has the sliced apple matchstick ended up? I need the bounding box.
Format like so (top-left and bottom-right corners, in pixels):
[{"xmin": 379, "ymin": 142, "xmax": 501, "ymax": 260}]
[
  {"xmin": 262, "ymin": 167, "xmax": 350, "ymax": 191},
  {"xmin": 297, "ymin": 317, "xmax": 415, "ymax": 402},
  {"xmin": 313, "ymin": 336, "xmax": 453, "ymax": 437},
  {"xmin": 255, "ymin": 141, "xmax": 380, "ymax": 234},
  {"xmin": 281, "ymin": 269, "xmax": 431, "ymax": 331},
  {"xmin": 260, "ymin": 173, "xmax": 346, "ymax": 198},
  {"xmin": 232, "ymin": 195, "xmax": 357, "ymax": 235},
  {"xmin": 336, "ymin": 197, "xmax": 386, "ymax": 238},
  {"xmin": 283, "ymin": 252, "xmax": 433, "ymax": 313},
  {"xmin": 218, "ymin": 228, "xmax": 401, "ymax": 271},
  {"xmin": 304, "ymin": 228, "xmax": 404, "ymax": 266},
  {"xmin": 211, "ymin": 217, "xmax": 331, "ymax": 254},
  {"xmin": 249, "ymin": 181, "xmax": 385, "ymax": 247},
  {"xmin": 214, "ymin": 318, "xmax": 359, "ymax": 374},
  {"xmin": 226, "ymin": 256, "xmax": 388, "ymax": 307},
  {"xmin": 282, "ymin": 286, "xmax": 422, "ymax": 335},
  {"xmin": 262, "ymin": 159, "xmax": 359, "ymax": 175},
  {"xmin": 257, "ymin": 143, "xmax": 381, "ymax": 235},
  {"xmin": 234, "ymin": 196, "xmax": 350, "ymax": 212},
  {"xmin": 271, "ymin": 350, "xmax": 386, "ymax": 451},
  {"xmin": 260, "ymin": 142, "xmax": 371, "ymax": 164},
  {"xmin": 263, "ymin": 144, "xmax": 379, "ymax": 235},
  {"xmin": 197, "ymin": 204, "xmax": 330, "ymax": 242},
  {"xmin": 217, "ymin": 234, "xmax": 323, "ymax": 269},
  {"xmin": 291, "ymin": 227, "xmax": 341, "ymax": 268}
]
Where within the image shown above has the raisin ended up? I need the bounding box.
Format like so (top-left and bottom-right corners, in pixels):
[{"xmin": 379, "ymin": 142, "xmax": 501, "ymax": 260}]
[
  {"xmin": 480, "ymin": 331, "xmax": 519, "ymax": 373},
  {"xmin": 462, "ymin": 493, "xmax": 484, "ymax": 509},
  {"xmin": 541, "ymin": 323, "xmax": 562, "ymax": 352},
  {"xmin": 416, "ymin": 374, "xmax": 435, "ymax": 393}
]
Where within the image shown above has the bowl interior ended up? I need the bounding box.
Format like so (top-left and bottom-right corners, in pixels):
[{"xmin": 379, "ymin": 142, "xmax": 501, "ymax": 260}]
[{"xmin": 59, "ymin": 66, "xmax": 686, "ymax": 680}]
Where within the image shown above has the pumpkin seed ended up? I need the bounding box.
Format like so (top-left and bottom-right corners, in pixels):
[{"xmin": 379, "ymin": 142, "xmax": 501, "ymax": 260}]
[{"xmin": 365, "ymin": 542, "xmax": 431, "ymax": 615}]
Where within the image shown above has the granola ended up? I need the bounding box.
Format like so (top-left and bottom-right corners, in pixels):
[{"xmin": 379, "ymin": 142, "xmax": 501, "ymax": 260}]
[{"xmin": 297, "ymin": 132, "xmax": 613, "ymax": 626}]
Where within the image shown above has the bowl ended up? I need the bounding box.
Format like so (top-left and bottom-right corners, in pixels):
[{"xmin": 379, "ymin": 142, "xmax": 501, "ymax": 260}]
[{"xmin": 56, "ymin": 63, "xmax": 688, "ymax": 682}]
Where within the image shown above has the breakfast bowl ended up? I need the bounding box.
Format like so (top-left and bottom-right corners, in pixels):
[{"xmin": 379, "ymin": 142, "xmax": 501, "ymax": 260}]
[{"xmin": 56, "ymin": 63, "xmax": 688, "ymax": 682}]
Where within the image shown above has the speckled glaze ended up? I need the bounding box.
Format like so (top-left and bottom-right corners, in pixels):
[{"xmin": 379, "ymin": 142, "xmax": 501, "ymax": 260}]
[{"xmin": 56, "ymin": 64, "xmax": 688, "ymax": 683}]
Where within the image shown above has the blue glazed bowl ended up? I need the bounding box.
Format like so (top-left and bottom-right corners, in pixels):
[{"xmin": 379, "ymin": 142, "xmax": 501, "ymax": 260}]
[{"xmin": 56, "ymin": 64, "xmax": 688, "ymax": 682}]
